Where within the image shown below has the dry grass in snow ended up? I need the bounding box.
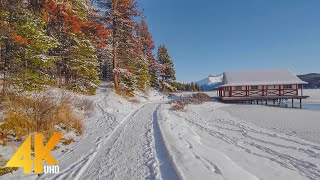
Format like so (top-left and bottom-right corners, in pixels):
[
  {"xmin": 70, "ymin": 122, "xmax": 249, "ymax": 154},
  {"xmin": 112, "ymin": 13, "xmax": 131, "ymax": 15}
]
[
  {"xmin": 0, "ymin": 91, "xmax": 92, "ymax": 145},
  {"xmin": 171, "ymin": 93, "xmax": 212, "ymax": 111}
]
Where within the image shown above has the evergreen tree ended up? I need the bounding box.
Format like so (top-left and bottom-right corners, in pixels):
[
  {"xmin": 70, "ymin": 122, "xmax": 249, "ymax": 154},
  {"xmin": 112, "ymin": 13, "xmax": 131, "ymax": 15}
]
[
  {"xmin": 135, "ymin": 18, "xmax": 155, "ymax": 91},
  {"xmin": 157, "ymin": 44, "xmax": 176, "ymax": 82},
  {"xmin": 1, "ymin": 0, "xmax": 163, "ymax": 96},
  {"xmin": 137, "ymin": 18, "xmax": 155, "ymax": 61},
  {"xmin": 136, "ymin": 59, "xmax": 151, "ymax": 91},
  {"xmin": 96, "ymin": 0, "xmax": 145, "ymax": 93},
  {"xmin": 0, "ymin": 0, "xmax": 109, "ymax": 95},
  {"xmin": 42, "ymin": 0, "xmax": 108, "ymax": 94},
  {"xmin": 67, "ymin": 37, "xmax": 100, "ymax": 95},
  {"xmin": 148, "ymin": 59, "xmax": 165, "ymax": 88},
  {"xmin": 0, "ymin": 0, "xmax": 57, "ymax": 92}
]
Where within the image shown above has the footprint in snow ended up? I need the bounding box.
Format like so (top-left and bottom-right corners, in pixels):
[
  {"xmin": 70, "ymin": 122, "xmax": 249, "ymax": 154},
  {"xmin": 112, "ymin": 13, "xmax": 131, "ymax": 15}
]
[{"xmin": 193, "ymin": 153, "xmax": 200, "ymax": 159}]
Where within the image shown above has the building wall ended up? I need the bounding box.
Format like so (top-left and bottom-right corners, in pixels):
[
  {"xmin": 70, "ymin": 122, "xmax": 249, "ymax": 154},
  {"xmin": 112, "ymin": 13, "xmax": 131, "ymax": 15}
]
[{"xmin": 220, "ymin": 84, "xmax": 299, "ymax": 97}]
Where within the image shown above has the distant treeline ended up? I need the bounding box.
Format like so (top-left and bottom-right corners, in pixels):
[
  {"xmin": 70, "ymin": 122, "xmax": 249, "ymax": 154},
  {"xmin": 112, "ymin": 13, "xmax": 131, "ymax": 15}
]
[
  {"xmin": 170, "ymin": 82, "xmax": 201, "ymax": 92},
  {"xmin": 298, "ymin": 73, "xmax": 320, "ymax": 89}
]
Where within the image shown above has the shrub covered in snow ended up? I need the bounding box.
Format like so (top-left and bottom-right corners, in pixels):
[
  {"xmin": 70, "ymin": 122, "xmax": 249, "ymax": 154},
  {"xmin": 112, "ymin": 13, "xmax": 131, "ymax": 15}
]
[
  {"xmin": 162, "ymin": 82, "xmax": 177, "ymax": 93},
  {"xmin": 193, "ymin": 93, "xmax": 212, "ymax": 102},
  {"xmin": 171, "ymin": 93, "xmax": 212, "ymax": 111}
]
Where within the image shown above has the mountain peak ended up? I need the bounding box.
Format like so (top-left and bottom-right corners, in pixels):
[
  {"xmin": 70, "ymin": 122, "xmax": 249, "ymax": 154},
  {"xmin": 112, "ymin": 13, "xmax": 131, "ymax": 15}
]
[
  {"xmin": 196, "ymin": 73, "xmax": 223, "ymax": 91},
  {"xmin": 208, "ymin": 73, "xmax": 223, "ymax": 78}
]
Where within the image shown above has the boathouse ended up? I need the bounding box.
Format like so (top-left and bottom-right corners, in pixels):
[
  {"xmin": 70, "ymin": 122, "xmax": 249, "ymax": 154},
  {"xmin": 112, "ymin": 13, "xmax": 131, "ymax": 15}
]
[{"xmin": 217, "ymin": 70, "xmax": 309, "ymax": 108}]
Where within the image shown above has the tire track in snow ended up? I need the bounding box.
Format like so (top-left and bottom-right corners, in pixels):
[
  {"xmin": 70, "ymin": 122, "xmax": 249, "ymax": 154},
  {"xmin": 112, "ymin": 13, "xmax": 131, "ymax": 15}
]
[
  {"xmin": 179, "ymin": 109, "xmax": 320, "ymax": 180},
  {"xmin": 159, "ymin": 108, "xmax": 259, "ymax": 180},
  {"xmin": 78, "ymin": 102, "xmax": 180, "ymax": 180},
  {"xmin": 153, "ymin": 105, "xmax": 181, "ymax": 180},
  {"xmin": 50, "ymin": 101, "xmax": 147, "ymax": 180}
]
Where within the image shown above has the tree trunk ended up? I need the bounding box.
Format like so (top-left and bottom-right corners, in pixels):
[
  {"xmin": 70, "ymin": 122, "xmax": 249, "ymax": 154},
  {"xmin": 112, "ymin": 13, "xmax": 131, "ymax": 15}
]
[
  {"xmin": 113, "ymin": 47, "xmax": 119, "ymax": 91},
  {"xmin": 112, "ymin": 0, "xmax": 119, "ymax": 92},
  {"xmin": 113, "ymin": 47, "xmax": 119, "ymax": 92},
  {"xmin": 2, "ymin": 42, "xmax": 9, "ymax": 96}
]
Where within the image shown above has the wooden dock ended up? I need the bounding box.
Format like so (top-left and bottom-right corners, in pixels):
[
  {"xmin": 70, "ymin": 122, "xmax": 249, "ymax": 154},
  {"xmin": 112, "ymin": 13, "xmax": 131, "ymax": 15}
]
[
  {"xmin": 218, "ymin": 95, "xmax": 309, "ymax": 101},
  {"xmin": 218, "ymin": 95, "xmax": 310, "ymax": 108}
]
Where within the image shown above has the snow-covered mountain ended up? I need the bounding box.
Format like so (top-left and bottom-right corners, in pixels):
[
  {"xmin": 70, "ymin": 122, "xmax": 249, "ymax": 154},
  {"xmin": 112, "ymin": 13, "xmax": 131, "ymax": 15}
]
[{"xmin": 196, "ymin": 74, "xmax": 223, "ymax": 91}]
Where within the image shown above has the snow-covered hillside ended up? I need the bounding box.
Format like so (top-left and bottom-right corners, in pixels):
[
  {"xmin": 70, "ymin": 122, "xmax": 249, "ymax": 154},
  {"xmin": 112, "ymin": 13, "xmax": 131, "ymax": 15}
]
[{"xmin": 196, "ymin": 74, "xmax": 223, "ymax": 91}]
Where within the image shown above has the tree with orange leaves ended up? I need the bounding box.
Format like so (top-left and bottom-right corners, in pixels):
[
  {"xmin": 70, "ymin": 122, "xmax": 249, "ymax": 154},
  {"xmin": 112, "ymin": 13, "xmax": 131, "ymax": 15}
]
[
  {"xmin": 0, "ymin": 0, "xmax": 58, "ymax": 92},
  {"xmin": 0, "ymin": 0, "xmax": 110, "ymax": 94},
  {"xmin": 40, "ymin": 0, "xmax": 109, "ymax": 94},
  {"xmin": 0, "ymin": 0, "xmax": 161, "ymax": 95},
  {"xmin": 95, "ymin": 0, "xmax": 148, "ymax": 93},
  {"xmin": 137, "ymin": 18, "xmax": 155, "ymax": 61}
]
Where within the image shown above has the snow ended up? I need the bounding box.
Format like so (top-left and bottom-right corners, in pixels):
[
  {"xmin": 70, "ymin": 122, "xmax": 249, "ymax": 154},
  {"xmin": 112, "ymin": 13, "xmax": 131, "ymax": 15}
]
[
  {"xmin": 220, "ymin": 89, "xmax": 320, "ymax": 144},
  {"xmin": 79, "ymin": 102, "xmax": 179, "ymax": 180},
  {"xmin": 196, "ymin": 74, "xmax": 223, "ymax": 86},
  {"xmin": 133, "ymin": 88, "xmax": 166, "ymax": 102},
  {"xmin": 1, "ymin": 86, "xmax": 320, "ymax": 180},
  {"xmin": 222, "ymin": 104, "xmax": 320, "ymax": 144},
  {"xmin": 0, "ymin": 84, "xmax": 165, "ymax": 180},
  {"xmin": 221, "ymin": 69, "xmax": 308, "ymax": 87},
  {"xmin": 304, "ymin": 89, "xmax": 320, "ymax": 104},
  {"xmin": 196, "ymin": 74, "xmax": 222, "ymax": 91},
  {"xmin": 158, "ymin": 102, "xmax": 320, "ymax": 180}
]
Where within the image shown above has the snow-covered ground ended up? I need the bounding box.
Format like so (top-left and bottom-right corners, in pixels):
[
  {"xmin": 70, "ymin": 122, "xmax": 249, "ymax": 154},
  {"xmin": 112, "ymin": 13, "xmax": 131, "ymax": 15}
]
[
  {"xmin": 220, "ymin": 89, "xmax": 320, "ymax": 144},
  {"xmin": 0, "ymin": 84, "xmax": 166, "ymax": 180},
  {"xmin": 159, "ymin": 102, "xmax": 320, "ymax": 180},
  {"xmin": 1, "ymin": 88, "xmax": 320, "ymax": 180},
  {"xmin": 79, "ymin": 102, "xmax": 179, "ymax": 180},
  {"xmin": 304, "ymin": 89, "xmax": 320, "ymax": 104},
  {"xmin": 222, "ymin": 104, "xmax": 320, "ymax": 144}
]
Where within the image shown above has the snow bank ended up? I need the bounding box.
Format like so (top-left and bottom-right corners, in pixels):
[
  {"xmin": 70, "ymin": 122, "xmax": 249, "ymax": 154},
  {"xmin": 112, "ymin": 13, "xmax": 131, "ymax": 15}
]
[{"xmin": 133, "ymin": 88, "xmax": 166, "ymax": 102}]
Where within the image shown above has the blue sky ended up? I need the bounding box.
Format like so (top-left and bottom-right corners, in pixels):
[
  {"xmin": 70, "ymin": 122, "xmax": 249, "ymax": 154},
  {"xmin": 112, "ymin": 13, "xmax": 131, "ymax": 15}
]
[{"xmin": 139, "ymin": 0, "xmax": 320, "ymax": 82}]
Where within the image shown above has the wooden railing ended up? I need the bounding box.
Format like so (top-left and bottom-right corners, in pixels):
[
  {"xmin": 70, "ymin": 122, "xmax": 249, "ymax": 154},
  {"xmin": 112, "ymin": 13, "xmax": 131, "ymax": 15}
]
[{"xmin": 222, "ymin": 88, "xmax": 299, "ymax": 97}]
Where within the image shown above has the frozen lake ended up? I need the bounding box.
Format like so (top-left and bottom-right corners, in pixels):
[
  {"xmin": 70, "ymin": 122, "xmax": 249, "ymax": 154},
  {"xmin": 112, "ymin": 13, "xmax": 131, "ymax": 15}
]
[
  {"xmin": 288, "ymin": 102, "xmax": 320, "ymax": 111},
  {"xmin": 285, "ymin": 89, "xmax": 320, "ymax": 110}
]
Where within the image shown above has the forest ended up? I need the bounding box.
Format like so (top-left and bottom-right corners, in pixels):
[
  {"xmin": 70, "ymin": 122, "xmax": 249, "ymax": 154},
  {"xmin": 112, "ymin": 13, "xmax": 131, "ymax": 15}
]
[
  {"xmin": 0, "ymin": 0, "xmax": 177, "ymax": 96},
  {"xmin": 0, "ymin": 1, "xmax": 180, "ymax": 175}
]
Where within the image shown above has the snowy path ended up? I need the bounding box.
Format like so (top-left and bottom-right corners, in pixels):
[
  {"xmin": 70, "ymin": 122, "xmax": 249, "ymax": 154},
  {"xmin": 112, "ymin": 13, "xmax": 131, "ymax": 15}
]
[
  {"xmin": 158, "ymin": 102, "xmax": 320, "ymax": 180},
  {"xmin": 78, "ymin": 102, "xmax": 179, "ymax": 180}
]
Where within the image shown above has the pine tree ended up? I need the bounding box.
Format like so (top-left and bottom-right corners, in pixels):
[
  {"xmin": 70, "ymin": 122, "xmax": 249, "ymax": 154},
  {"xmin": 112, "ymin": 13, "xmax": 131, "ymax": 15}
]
[
  {"xmin": 157, "ymin": 44, "xmax": 176, "ymax": 82},
  {"xmin": 136, "ymin": 59, "xmax": 151, "ymax": 91},
  {"xmin": 10, "ymin": 13, "xmax": 58, "ymax": 91},
  {"xmin": 137, "ymin": 18, "xmax": 155, "ymax": 61},
  {"xmin": 67, "ymin": 37, "xmax": 100, "ymax": 95},
  {"xmin": 134, "ymin": 18, "xmax": 156, "ymax": 91},
  {"xmin": 0, "ymin": 0, "xmax": 57, "ymax": 92},
  {"xmin": 136, "ymin": 18, "xmax": 167, "ymax": 89},
  {"xmin": 41, "ymin": 0, "xmax": 108, "ymax": 94},
  {"xmin": 191, "ymin": 83, "xmax": 197, "ymax": 92},
  {"xmin": 149, "ymin": 60, "xmax": 165, "ymax": 88},
  {"xmin": 0, "ymin": 2, "xmax": 15, "ymax": 94},
  {"xmin": 1, "ymin": 0, "xmax": 161, "ymax": 96},
  {"xmin": 96, "ymin": 0, "xmax": 145, "ymax": 93}
]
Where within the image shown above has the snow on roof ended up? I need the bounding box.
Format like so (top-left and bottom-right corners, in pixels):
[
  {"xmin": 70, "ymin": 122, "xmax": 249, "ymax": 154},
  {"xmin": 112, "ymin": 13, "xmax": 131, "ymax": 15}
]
[{"xmin": 221, "ymin": 70, "xmax": 308, "ymax": 87}]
